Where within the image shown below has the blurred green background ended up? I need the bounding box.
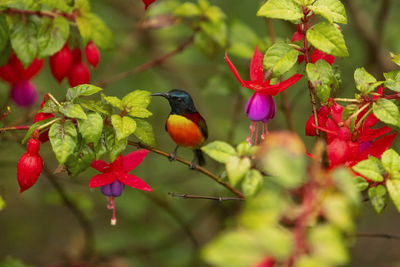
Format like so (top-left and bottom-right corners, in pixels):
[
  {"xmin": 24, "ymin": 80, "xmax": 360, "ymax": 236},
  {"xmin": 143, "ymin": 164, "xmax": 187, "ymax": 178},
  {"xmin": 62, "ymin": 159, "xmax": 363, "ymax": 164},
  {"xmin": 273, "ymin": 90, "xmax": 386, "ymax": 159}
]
[{"xmin": 1, "ymin": 0, "xmax": 400, "ymax": 266}]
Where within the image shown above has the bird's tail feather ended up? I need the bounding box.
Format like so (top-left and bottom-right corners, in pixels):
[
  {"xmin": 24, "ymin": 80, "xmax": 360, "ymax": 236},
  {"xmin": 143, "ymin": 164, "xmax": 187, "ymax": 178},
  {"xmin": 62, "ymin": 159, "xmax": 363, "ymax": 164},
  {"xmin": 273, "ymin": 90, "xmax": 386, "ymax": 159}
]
[{"xmin": 194, "ymin": 148, "xmax": 206, "ymax": 166}]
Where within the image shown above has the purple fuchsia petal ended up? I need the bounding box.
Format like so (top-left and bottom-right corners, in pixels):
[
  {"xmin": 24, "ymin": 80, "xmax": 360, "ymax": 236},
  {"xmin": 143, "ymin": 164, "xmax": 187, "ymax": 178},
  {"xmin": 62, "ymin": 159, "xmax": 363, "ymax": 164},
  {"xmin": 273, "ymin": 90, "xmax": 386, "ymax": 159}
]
[
  {"xmin": 101, "ymin": 180, "xmax": 125, "ymax": 197},
  {"xmin": 122, "ymin": 150, "xmax": 149, "ymax": 172},
  {"xmin": 89, "ymin": 173, "xmax": 116, "ymax": 188},
  {"xmin": 91, "ymin": 159, "xmax": 111, "ymax": 173},
  {"xmin": 250, "ymin": 47, "xmax": 264, "ymax": 82},
  {"xmin": 245, "ymin": 93, "xmax": 276, "ymax": 122},
  {"xmin": 10, "ymin": 81, "xmax": 38, "ymax": 107},
  {"xmin": 119, "ymin": 173, "xmax": 152, "ymax": 191}
]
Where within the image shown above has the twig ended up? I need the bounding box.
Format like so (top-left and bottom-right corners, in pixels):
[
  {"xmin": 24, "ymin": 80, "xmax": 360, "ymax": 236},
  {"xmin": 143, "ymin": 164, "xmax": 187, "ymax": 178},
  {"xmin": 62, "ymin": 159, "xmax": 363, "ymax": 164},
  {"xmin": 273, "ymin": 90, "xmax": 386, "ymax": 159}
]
[
  {"xmin": 2, "ymin": 8, "xmax": 76, "ymax": 21},
  {"xmin": 127, "ymin": 140, "xmax": 245, "ymax": 199},
  {"xmin": 42, "ymin": 165, "xmax": 95, "ymax": 259},
  {"xmin": 98, "ymin": 35, "xmax": 195, "ymax": 87},
  {"xmin": 356, "ymin": 232, "xmax": 400, "ymax": 240},
  {"xmin": 0, "ymin": 125, "xmax": 30, "ymax": 132},
  {"xmin": 168, "ymin": 192, "xmax": 244, "ymax": 201}
]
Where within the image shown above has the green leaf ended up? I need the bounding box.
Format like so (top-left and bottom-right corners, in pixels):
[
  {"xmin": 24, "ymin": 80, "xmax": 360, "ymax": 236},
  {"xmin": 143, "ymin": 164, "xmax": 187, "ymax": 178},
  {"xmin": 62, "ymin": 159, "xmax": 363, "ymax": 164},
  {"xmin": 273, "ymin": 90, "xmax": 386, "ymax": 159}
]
[
  {"xmin": 352, "ymin": 156, "xmax": 385, "ymax": 182},
  {"xmin": 257, "ymin": 0, "xmax": 303, "ymax": 21},
  {"xmin": 59, "ymin": 103, "xmax": 87, "ymax": 120},
  {"xmin": 103, "ymin": 95, "xmax": 123, "ymax": 110},
  {"xmin": 226, "ymin": 156, "xmax": 251, "ymax": 186},
  {"xmin": 174, "ymin": 2, "xmax": 202, "ymax": 17},
  {"xmin": 66, "ymin": 84, "xmax": 102, "ymax": 101},
  {"xmin": 122, "ymin": 90, "xmax": 152, "ymax": 118},
  {"xmin": 306, "ymin": 60, "xmax": 337, "ymax": 104},
  {"xmin": 65, "ymin": 144, "xmax": 95, "ymax": 176},
  {"xmin": 323, "ymin": 194, "xmax": 354, "ymax": 232},
  {"xmin": 306, "ymin": 21, "xmax": 348, "ymax": 57},
  {"xmin": 0, "ymin": 256, "xmax": 34, "ymax": 267},
  {"xmin": 368, "ymin": 185, "xmax": 387, "ymax": 213},
  {"xmin": 109, "ymin": 138, "xmax": 127, "ymax": 162},
  {"xmin": 308, "ymin": 224, "xmax": 349, "ymax": 265},
  {"xmin": 354, "ymin": 176, "xmax": 369, "ymax": 191},
  {"xmin": 383, "ymin": 70, "xmax": 400, "ymax": 92},
  {"xmin": 37, "ymin": 16, "xmax": 69, "ymax": 58},
  {"xmin": 9, "ymin": 17, "xmax": 38, "ymax": 67},
  {"xmin": 228, "ymin": 20, "xmax": 264, "ymax": 59},
  {"xmin": 373, "ymin": 98, "xmax": 400, "ymax": 127},
  {"xmin": 262, "ymin": 147, "xmax": 306, "ymax": 188},
  {"xmin": 199, "ymin": 20, "xmax": 227, "ymax": 47},
  {"xmin": 194, "ymin": 31, "xmax": 218, "ymax": 58},
  {"xmin": 386, "ymin": 179, "xmax": 400, "ymax": 212},
  {"xmin": 39, "ymin": 98, "xmax": 58, "ymax": 113},
  {"xmin": 78, "ymin": 112, "xmax": 103, "ymax": 145},
  {"xmin": 111, "ymin": 115, "xmax": 136, "ymax": 141},
  {"xmin": 309, "ymin": 0, "xmax": 347, "ymax": 24},
  {"xmin": 0, "ymin": 15, "xmax": 9, "ymax": 53},
  {"xmin": 202, "ymin": 230, "xmax": 266, "ymax": 267},
  {"xmin": 201, "ymin": 141, "xmax": 237, "ymax": 163},
  {"xmin": 77, "ymin": 13, "xmax": 113, "ymax": 49},
  {"xmin": 133, "ymin": 118, "xmax": 157, "ymax": 147},
  {"xmin": 354, "ymin": 67, "xmax": 382, "ymax": 95},
  {"xmin": 39, "ymin": 0, "xmax": 73, "ymax": 12},
  {"xmin": 381, "ymin": 149, "xmax": 400, "ymax": 179},
  {"xmin": 79, "ymin": 99, "xmax": 112, "ymax": 115},
  {"xmin": 263, "ymin": 42, "xmax": 299, "ymax": 77},
  {"xmin": 49, "ymin": 120, "xmax": 78, "ymax": 164},
  {"xmin": 242, "ymin": 170, "xmax": 263, "ymax": 197},
  {"xmin": 391, "ymin": 52, "xmax": 400, "ymax": 66},
  {"xmin": 21, "ymin": 117, "xmax": 56, "ymax": 144}
]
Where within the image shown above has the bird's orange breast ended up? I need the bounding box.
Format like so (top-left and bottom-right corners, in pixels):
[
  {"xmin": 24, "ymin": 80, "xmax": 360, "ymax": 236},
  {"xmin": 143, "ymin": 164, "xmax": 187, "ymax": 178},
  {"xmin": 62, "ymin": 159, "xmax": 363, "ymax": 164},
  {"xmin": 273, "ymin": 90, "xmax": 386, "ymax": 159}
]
[{"xmin": 166, "ymin": 114, "xmax": 205, "ymax": 148}]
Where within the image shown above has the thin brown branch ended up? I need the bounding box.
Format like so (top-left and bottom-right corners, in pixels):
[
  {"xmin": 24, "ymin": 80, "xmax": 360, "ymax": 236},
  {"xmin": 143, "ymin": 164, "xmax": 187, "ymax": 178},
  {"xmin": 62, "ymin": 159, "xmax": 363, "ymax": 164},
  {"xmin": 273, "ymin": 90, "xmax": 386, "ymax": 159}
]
[
  {"xmin": 356, "ymin": 232, "xmax": 400, "ymax": 240},
  {"xmin": 265, "ymin": 19, "xmax": 277, "ymax": 43},
  {"xmin": 98, "ymin": 35, "xmax": 195, "ymax": 87},
  {"xmin": 168, "ymin": 192, "xmax": 244, "ymax": 201},
  {"xmin": 376, "ymin": 0, "xmax": 391, "ymax": 40},
  {"xmin": 42, "ymin": 165, "xmax": 95, "ymax": 259},
  {"xmin": 127, "ymin": 140, "xmax": 245, "ymax": 199},
  {"xmin": 0, "ymin": 125, "xmax": 30, "ymax": 133},
  {"xmin": 2, "ymin": 8, "xmax": 76, "ymax": 21}
]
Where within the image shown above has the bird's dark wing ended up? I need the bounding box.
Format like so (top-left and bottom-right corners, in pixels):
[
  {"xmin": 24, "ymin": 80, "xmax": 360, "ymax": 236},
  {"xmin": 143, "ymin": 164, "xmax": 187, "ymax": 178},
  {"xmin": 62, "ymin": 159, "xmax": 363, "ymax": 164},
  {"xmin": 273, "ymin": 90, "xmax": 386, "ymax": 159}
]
[{"xmin": 183, "ymin": 112, "xmax": 208, "ymax": 140}]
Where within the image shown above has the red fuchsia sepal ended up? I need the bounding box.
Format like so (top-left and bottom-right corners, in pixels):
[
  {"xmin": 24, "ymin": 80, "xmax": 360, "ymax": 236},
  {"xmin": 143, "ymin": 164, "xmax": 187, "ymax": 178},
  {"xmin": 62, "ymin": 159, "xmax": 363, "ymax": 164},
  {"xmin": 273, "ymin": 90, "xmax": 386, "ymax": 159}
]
[
  {"xmin": 89, "ymin": 150, "xmax": 151, "ymax": 225},
  {"xmin": 311, "ymin": 49, "xmax": 336, "ymax": 65},
  {"xmin": 84, "ymin": 41, "xmax": 100, "ymax": 68},
  {"xmin": 17, "ymin": 135, "xmax": 43, "ymax": 193},
  {"xmin": 305, "ymin": 106, "xmax": 331, "ymax": 136},
  {"xmin": 142, "ymin": 0, "xmax": 156, "ymax": 10},
  {"xmin": 33, "ymin": 94, "xmax": 55, "ymax": 142},
  {"xmin": 252, "ymin": 257, "xmax": 275, "ymax": 267}
]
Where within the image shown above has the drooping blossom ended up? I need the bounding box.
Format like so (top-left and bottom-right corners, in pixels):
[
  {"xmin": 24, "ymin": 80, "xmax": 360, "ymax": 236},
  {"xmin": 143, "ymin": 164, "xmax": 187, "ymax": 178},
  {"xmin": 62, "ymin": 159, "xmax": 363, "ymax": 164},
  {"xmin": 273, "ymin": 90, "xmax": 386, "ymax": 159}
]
[
  {"xmin": 11, "ymin": 81, "xmax": 38, "ymax": 107},
  {"xmin": 85, "ymin": 41, "xmax": 100, "ymax": 68},
  {"xmin": 306, "ymin": 96, "xmax": 396, "ymax": 171},
  {"xmin": 17, "ymin": 131, "xmax": 43, "ymax": 193},
  {"xmin": 225, "ymin": 47, "xmax": 302, "ymax": 145},
  {"xmin": 90, "ymin": 150, "xmax": 151, "ymax": 225},
  {"xmin": 50, "ymin": 43, "xmax": 73, "ymax": 83}
]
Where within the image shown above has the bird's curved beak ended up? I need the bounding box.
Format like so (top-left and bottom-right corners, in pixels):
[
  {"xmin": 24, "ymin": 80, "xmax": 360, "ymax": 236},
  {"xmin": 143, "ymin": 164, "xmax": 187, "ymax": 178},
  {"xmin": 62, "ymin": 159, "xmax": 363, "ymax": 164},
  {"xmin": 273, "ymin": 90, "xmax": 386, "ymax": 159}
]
[{"xmin": 150, "ymin": 92, "xmax": 169, "ymax": 98}]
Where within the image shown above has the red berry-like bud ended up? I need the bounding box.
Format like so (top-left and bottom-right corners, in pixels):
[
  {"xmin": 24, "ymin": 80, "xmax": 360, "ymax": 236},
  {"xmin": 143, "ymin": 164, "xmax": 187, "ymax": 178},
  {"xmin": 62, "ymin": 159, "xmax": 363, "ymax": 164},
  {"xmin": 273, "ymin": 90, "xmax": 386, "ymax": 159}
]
[
  {"xmin": 9, "ymin": 54, "xmax": 43, "ymax": 80},
  {"xmin": 72, "ymin": 48, "xmax": 82, "ymax": 63},
  {"xmin": 50, "ymin": 44, "xmax": 73, "ymax": 83},
  {"xmin": 0, "ymin": 63, "xmax": 19, "ymax": 83},
  {"xmin": 85, "ymin": 41, "xmax": 100, "ymax": 68},
  {"xmin": 17, "ymin": 138, "xmax": 43, "ymax": 193},
  {"xmin": 33, "ymin": 112, "xmax": 55, "ymax": 142},
  {"xmin": 68, "ymin": 62, "xmax": 90, "ymax": 87}
]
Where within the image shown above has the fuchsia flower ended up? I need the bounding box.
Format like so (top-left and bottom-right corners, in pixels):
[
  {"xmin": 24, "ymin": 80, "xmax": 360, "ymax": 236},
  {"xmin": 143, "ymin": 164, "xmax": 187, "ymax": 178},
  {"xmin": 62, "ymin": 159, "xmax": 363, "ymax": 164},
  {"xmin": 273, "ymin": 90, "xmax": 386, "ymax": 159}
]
[
  {"xmin": 306, "ymin": 96, "xmax": 397, "ymax": 171},
  {"xmin": 225, "ymin": 47, "xmax": 302, "ymax": 145},
  {"xmin": 90, "ymin": 150, "xmax": 151, "ymax": 225},
  {"xmin": 142, "ymin": 0, "xmax": 156, "ymax": 10}
]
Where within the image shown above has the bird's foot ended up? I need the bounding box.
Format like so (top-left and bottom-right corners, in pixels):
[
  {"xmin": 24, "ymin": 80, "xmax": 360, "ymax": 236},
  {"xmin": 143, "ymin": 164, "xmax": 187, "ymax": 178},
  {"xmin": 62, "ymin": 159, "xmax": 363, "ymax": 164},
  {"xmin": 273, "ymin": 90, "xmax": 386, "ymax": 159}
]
[{"xmin": 189, "ymin": 160, "xmax": 198, "ymax": 170}]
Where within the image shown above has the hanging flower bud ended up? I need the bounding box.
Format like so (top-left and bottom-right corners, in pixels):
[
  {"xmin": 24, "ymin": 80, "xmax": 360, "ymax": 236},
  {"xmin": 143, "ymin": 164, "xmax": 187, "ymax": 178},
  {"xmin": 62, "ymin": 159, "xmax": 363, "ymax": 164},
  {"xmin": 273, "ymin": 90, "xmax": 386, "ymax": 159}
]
[
  {"xmin": 10, "ymin": 81, "xmax": 38, "ymax": 107},
  {"xmin": 71, "ymin": 48, "xmax": 82, "ymax": 63},
  {"xmin": 68, "ymin": 62, "xmax": 90, "ymax": 87},
  {"xmin": 17, "ymin": 137, "xmax": 43, "ymax": 193},
  {"xmin": 0, "ymin": 63, "xmax": 19, "ymax": 83},
  {"xmin": 50, "ymin": 43, "xmax": 73, "ymax": 83},
  {"xmin": 84, "ymin": 41, "xmax": 100, "ymax": 68}
]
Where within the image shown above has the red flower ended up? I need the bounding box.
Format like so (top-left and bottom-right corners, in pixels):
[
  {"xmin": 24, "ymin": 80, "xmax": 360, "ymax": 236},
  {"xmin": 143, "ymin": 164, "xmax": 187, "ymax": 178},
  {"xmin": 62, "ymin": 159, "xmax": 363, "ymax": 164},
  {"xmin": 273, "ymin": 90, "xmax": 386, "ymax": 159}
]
[
  {"xmin": 310, "ymin": 101, "xmax": 396, "ymax": 169},
  {"xmin": 311, "ymin": 49, "xmax": 336, "ymax": 65},
  {"xmin": 225, "ymin": 47, "xmax": 302, "ymax": 145},
  {"xmin": 90, "ymin": 150, "xmax": 151, "ymax": 225}
]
